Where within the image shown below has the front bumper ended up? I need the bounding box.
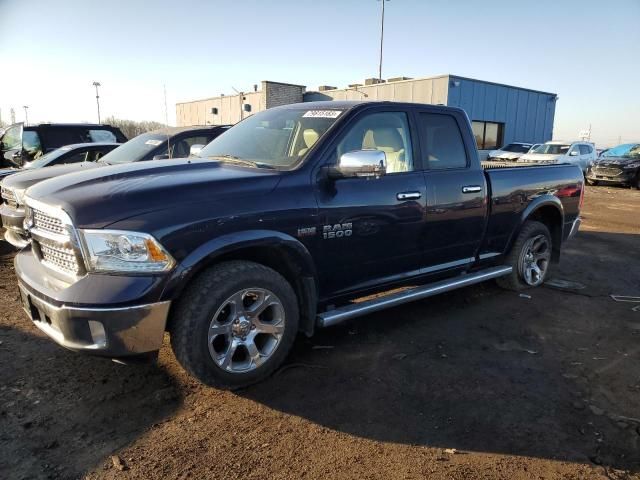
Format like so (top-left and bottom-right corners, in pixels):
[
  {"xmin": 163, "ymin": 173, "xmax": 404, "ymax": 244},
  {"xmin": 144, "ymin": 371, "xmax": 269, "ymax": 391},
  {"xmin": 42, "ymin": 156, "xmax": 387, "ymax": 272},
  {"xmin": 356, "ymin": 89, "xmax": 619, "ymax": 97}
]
[
  {"xmin": 15, "ymin": 248, "xmax": 171, "ymax": 357},
  {"xmin": 0, "ymin": 203, "xmax": 28, "ymax": 248},
  {"xmin": 586, "ymin": 169, "xmax": 635, "ymax": 184}
]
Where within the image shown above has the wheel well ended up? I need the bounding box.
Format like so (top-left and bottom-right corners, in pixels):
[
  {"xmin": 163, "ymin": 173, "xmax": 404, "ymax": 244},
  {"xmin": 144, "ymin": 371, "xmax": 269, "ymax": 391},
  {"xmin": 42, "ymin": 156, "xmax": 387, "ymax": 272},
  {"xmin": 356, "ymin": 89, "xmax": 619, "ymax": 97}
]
[
  {"xmin": 528, "ymin": 205, "xmax": 562, "ymax": 262},
  {"xmin": 169, "ymin": 246, "xmax": 317, "ymax": 336}
]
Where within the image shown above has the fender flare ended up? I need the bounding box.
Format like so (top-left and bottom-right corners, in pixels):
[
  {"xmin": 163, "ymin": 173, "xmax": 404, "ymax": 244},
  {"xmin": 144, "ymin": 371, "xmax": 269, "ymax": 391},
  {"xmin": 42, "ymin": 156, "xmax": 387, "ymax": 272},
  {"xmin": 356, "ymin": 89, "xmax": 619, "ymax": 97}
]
[
  {"xmin": 161, "ymin": 229, "xmax": 319, "ymax": 335},
  {"xmin": 505, "ymin": 195, "xmax": 564, "ymax": 258}
]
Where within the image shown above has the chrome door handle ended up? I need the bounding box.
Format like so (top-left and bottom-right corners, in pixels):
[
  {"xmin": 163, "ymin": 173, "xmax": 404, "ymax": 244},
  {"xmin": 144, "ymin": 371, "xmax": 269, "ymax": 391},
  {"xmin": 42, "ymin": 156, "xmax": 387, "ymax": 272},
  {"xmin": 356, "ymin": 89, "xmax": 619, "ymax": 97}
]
[
  {"xmin": 462, "ymin": 185, "xmax": 482, "ymax": 193},
  {"xmin": 397, "ymin": 191, "xmax": 422, "ymax": 200}
]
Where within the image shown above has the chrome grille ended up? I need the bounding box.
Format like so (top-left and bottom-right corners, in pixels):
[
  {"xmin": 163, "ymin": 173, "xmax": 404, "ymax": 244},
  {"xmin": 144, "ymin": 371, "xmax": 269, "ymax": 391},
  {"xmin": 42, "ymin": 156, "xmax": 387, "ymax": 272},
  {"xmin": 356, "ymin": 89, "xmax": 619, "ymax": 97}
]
[
  {"xmin": 1, "ymin": 187, "xmax": 17, "ymax": 208},
  {"xmin": 33, "ymin": 209, "xmax": 66, "ymax": 235},
  {"xmin": 39, "ymin": 240, "xmax": 80, "ymax": 275},
  {"xmin": 593, "ymin": 166, "xmax": 622, "ymax": 177}
]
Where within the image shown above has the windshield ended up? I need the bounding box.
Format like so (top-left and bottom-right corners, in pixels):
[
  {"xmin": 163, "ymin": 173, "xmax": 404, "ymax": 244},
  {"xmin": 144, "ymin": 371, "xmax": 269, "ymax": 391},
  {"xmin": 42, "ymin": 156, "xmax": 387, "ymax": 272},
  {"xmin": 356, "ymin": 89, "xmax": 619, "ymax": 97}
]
[
  {"xmin": 501, "ymin": 143, "xmax": 531, "ymax": 153},
  {"xmin": 23, "ymin": 146, "xmax": 72, "ymax": 169},
  {"xmin": 532, "ymin": 144, "xmax": 570, "ymax": 155},
  {"xmin": 602, "ymin": 143, "xmax": 640, "ymax": 159},
  {"xmin": 98, "ymin": 132, "xmax": 169, "ymax": 164},
  {"xmin": 198, "ymin": 107, "xmax": 344, "ymax": 169}
]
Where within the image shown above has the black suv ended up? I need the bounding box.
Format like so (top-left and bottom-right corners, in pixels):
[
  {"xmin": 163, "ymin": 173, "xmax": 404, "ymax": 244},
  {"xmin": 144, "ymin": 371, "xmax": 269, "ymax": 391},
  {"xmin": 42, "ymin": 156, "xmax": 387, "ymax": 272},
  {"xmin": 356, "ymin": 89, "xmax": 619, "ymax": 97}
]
[{"xmin": 0, "ymin": 123, "xmax": 127, "ymax": 167}]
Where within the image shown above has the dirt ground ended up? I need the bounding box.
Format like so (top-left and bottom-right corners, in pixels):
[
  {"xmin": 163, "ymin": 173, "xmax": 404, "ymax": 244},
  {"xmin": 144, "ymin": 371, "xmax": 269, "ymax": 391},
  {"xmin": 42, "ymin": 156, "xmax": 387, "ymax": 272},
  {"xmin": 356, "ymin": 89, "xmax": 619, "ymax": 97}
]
[{"xmin": 1, "ymin": 185, "xmax": 639, "ymax": 480}]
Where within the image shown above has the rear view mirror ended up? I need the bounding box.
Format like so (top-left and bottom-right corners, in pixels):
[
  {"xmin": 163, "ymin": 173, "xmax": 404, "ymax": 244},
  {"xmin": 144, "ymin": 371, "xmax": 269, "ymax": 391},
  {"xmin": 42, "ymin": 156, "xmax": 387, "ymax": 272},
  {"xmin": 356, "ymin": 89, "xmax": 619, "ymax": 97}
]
[
  {"xmin": 329, "ymin": 149, "xmax": 387, "ymax": 179},
  {"xmin": 189, "ymin": 144, "xmax": 205, "ymax": 156}
]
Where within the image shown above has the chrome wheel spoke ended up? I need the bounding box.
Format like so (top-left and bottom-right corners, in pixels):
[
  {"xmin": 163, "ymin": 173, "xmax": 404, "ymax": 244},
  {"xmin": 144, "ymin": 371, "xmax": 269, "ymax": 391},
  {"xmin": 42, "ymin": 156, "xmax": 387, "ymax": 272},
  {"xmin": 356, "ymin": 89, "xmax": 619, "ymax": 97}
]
[
  {"xmin": 246, "ymin": 291, "xmax": 276, "ymax": 317},
  {"xmin": 229, "ymin": 291, "xmax": 248, "ymax": 317},
  {"xmin": 219, "ymin": 339, "xmax": 239, "ymax": 370},
  {"xmin": 245, "ymin": 339, "xmax": 265, "ymax": 367},
  {"xmin": 254, "ymin": 319, "xmax": 285, "ymax": 336}
]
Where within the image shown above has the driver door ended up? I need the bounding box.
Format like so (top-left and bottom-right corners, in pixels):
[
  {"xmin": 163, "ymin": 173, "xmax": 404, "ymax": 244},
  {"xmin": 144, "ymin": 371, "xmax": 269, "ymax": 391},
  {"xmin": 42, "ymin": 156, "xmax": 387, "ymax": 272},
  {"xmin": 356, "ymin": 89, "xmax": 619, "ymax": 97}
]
[
  {"xmin": 315, "ymin": 109, "xmax": 428, "ymax": 297},
  {"xmin": 1, "ymin": 123, "xmax": 23, "ymax": 167}
]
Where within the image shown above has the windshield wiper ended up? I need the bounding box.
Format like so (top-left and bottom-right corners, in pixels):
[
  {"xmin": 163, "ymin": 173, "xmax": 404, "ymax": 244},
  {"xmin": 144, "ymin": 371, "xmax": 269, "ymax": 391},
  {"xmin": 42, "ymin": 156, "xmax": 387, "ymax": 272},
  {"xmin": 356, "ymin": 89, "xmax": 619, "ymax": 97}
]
[{"xmin": 207, "ymin": 155, "xmax": 274, "ymax": 169}]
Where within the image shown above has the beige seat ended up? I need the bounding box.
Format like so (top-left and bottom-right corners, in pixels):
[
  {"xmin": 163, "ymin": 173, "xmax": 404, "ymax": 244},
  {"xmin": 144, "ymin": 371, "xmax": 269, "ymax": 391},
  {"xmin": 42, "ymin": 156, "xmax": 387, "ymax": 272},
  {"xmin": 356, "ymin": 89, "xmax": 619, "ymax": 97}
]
[
  {"xmin": 298, "ymin": 129, "xmax": 320, "ymax": 156},
  {"xmin": 368, "ymin": 127, "xmax": 408, "ymax": 173}
]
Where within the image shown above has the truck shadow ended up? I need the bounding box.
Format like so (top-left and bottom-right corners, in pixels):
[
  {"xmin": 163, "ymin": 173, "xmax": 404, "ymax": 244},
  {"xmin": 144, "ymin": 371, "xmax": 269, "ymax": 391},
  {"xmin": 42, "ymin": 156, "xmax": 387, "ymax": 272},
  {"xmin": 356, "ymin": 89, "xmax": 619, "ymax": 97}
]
[
  {"xmin": 240, "ymin": 231, "xmax": 640, "ymax": 472},
  {"xmin": 0, "ymin": 326, "xmax": 181, "ymax": 479}
]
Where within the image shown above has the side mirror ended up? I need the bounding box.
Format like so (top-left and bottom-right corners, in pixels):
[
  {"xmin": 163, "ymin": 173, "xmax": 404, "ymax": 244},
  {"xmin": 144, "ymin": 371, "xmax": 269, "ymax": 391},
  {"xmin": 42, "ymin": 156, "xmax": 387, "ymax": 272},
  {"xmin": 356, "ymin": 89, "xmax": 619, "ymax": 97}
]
[
  {"xmin": 189, "ymin": 144, "xmax": 205, "ymax": 157},
  {"xmin": 569, "ymin": 150, "xmax": 579, "ymax": 156},
  {"xmin": 152, "ymin": 154, "xmax": 170, "ymax": 160},
  {"xmin": 329, "ymin": 149, "xmax": 387, "ymax": 179}
]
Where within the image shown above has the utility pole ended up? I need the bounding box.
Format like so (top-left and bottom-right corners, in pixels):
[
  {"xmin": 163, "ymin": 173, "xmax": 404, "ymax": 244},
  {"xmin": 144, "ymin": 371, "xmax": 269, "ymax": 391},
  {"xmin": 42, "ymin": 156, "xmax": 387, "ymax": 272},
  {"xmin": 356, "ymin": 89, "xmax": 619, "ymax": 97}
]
[
  {"xmin": 23, "ymin": 105, "xmax": 29, "ymax": 126},
  {"xmin": 378, "ymin": 0, "xmax": 390, "ymax": 81},
  {"xmin": 92, "ymin": 81, "xmax": 101, "ymax": 123}
]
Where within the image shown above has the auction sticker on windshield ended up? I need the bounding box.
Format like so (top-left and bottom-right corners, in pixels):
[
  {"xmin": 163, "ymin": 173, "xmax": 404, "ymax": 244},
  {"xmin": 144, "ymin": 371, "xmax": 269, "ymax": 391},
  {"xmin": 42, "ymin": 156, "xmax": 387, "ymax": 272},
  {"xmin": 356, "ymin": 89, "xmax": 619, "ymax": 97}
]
[{"xmin": 302, "ymin": 110, "xmax": 343, "ymax": 118}]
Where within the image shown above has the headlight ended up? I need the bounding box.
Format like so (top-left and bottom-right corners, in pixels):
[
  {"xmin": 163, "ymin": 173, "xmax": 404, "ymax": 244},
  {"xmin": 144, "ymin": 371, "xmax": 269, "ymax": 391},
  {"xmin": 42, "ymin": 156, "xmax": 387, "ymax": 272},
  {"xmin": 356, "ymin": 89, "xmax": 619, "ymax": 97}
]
[{"xmin": 79, "ymin": 229, "xmax": 175, "ymax": 273}]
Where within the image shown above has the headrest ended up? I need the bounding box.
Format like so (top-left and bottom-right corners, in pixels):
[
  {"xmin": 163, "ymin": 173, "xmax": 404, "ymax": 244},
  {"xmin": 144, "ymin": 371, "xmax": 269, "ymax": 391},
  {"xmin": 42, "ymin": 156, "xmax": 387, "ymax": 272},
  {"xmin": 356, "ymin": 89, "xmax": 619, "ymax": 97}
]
[
  {"xmin": 371, "ymin": 127, "xmax": 404, "ymax": 151},
  {"xmin": 303, "ymin": 129, "xmax": 320, "ymax": 148}
]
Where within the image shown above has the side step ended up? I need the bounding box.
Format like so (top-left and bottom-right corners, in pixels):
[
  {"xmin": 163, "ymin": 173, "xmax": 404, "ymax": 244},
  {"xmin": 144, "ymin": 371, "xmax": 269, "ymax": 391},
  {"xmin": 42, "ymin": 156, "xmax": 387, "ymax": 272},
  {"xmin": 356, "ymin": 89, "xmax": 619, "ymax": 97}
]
[{"xmin": 317, "ymin": 265, "xmax": 512, "ymax": 328}]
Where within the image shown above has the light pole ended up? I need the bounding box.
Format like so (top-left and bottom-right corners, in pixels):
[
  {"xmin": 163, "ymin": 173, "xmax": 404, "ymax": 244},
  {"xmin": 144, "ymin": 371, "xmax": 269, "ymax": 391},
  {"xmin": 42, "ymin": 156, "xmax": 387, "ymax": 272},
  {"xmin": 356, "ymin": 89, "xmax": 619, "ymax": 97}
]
[
  {"xmin": 22, "ymin": 105, "xmax": 29, "ymax": 126},
  {"xmin": 378, "ymin": 0, "xmax": 390, "ymax": 81},
  {"xmin": 92, "ymin": 81, "xmax": 101, "ymax": 123}
]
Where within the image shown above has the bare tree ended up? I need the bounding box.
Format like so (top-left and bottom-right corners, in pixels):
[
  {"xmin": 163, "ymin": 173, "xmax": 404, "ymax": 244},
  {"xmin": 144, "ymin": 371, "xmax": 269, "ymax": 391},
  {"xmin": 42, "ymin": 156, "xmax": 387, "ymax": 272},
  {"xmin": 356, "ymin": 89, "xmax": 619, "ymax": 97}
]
[{"xmin": 103, "ymin": 116, "xmax": 166, "ymax": 140}]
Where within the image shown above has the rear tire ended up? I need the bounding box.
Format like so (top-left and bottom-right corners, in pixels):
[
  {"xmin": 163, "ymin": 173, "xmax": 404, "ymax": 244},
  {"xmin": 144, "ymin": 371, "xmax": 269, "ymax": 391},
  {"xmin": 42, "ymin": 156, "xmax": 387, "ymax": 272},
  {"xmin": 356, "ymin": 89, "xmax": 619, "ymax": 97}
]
[
  {"xmin": 497, "ymin": 220, "xmax": 552, "ymax": 291},
  {"xmin": 170, "ymin": 261, "xmax": 299, "ymax": 389}
]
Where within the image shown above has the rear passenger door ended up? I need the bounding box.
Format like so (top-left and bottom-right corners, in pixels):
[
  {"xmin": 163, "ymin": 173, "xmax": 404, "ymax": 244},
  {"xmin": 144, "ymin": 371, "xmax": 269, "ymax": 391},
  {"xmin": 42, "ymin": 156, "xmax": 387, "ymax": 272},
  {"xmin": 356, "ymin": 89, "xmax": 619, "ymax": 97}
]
[
  {"xmin": 578, "ymin": 144, "xmax": 595, "ymax": 171},
  {"xmin": 415, "ymin": 109, "xmax": 488, "ymax": 270}
]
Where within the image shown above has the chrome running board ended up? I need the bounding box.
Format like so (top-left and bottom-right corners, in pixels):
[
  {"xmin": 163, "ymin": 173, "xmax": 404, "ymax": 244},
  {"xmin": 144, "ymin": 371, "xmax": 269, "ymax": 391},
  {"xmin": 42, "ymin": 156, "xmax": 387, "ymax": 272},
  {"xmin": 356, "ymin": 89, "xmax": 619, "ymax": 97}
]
[{"xmin": 317, "ymin": 265, "xmax": 512, "ymax": 328}]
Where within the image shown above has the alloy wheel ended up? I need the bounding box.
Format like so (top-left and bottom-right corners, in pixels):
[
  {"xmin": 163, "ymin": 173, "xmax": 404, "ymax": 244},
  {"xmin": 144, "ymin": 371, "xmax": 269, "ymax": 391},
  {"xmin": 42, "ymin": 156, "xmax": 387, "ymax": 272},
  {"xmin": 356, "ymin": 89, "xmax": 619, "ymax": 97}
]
[
  {"xmin": 207, "ymin": 288, "xmax": 285, "ymax": 373},
  {"xmin": 519, "ymin": 234, "xmax": 551, "ymax": 286}
]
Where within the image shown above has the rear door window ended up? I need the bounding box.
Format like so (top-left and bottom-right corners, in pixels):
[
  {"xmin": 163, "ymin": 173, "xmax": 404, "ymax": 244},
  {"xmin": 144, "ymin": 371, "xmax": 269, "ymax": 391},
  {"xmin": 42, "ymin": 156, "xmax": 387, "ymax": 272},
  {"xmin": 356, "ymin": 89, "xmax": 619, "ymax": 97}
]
[
  {"xmin": 88, "ymin": 129, "xmax": 117, "ymax": 142},
  {"xmin": 418, "ymin": 113, "xmax": 468, "ymax": 169}
]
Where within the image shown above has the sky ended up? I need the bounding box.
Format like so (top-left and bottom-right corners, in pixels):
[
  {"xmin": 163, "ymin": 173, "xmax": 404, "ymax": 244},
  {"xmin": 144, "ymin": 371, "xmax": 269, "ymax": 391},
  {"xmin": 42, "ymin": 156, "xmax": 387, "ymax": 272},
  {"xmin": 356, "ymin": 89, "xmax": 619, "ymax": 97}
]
[{"xmin": 0, "ymin": 0, "xmax": 638, "ymax": 147}]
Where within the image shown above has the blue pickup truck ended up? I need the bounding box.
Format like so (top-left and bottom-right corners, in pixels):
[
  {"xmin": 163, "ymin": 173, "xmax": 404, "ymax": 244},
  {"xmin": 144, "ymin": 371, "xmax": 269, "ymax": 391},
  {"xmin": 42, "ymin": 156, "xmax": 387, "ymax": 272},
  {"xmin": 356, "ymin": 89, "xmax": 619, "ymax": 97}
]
[{"xmin": 14, "ymin": 101, "xmax": 583, "ymax": 388}]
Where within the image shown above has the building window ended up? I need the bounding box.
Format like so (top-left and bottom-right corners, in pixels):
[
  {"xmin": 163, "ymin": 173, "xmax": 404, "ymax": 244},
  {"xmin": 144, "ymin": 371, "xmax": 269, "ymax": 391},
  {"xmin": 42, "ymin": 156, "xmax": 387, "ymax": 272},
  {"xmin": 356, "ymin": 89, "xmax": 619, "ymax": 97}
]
[{"xmin": 472, "ymin": 121, "xmax": 504, "ymax": 150}]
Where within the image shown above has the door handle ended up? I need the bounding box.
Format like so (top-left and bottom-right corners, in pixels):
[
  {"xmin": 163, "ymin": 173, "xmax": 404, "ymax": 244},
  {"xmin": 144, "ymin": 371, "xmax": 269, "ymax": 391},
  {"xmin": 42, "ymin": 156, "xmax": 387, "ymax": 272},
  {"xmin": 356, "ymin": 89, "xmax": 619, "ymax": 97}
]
[
  {"xmin": 397, "ymin": 191, "xmax": 422, "ymax": 200},
  {"xmin": 462, "ymin": 185, "xmax": 482, "ymax": 194}
]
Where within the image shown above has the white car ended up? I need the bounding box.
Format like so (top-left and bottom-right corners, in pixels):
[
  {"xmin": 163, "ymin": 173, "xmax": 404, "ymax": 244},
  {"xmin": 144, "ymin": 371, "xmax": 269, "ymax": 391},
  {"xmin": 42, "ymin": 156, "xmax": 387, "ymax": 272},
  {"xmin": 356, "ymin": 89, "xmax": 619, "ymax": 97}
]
[
  {"xmin": 519, "ymin": 141, "xmax": 597, "ymax": 172},
  {"xmin": 487, "ymin": 142, "xmax": 533, "ymax": 161}
]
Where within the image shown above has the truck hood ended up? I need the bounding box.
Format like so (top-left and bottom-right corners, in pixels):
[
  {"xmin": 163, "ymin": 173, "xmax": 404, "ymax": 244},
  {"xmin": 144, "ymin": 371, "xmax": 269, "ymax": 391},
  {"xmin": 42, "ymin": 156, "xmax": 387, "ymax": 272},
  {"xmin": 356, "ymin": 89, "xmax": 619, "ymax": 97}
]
[
  {"xmin": 26, "ymin": 158, "xmax": 281, "ymax": 228},
  {"xmin": 0, "ymin": 167, "xmax": 20, "ymax": 180},
  {"xmin": 519, "ymin": 153, "xmax": 563, "ymax": 163},
  {"xmin": 489, "ymin": 150, "xmax": 525, "ymax": 160},
  {"xmin": 1, "ymin": 162, "xmax": 101, "ymax": 191}
]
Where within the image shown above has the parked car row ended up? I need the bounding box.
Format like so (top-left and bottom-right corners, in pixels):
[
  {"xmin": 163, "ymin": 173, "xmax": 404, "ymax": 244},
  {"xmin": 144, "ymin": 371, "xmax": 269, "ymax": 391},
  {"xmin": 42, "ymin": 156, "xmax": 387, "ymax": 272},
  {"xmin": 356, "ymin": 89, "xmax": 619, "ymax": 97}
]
[
  {"xmin": 1, "ymin": 101, "xmax": 584, "ymax": 389},
  {"xmin": 488, "ymin": 141, "xmax": 597, "ymax": 173},
  {"xmin": 0, "ymin": 125, "xmax": 231, "ymax": 247},
  {"xmin": 0, "ymin": 122, "xmax": 128, "ymax": 167},
  {"xmin": 487, "ymin": 138, "xmax": 639, "ymax": 188}
]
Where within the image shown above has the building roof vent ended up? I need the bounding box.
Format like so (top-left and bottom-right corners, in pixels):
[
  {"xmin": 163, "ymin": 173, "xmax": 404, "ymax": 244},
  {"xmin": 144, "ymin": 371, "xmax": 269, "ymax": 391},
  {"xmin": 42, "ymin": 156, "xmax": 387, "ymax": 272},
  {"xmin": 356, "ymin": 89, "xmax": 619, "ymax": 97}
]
[
  {"xmin": 387, "ymin": 76, "xmax": 413, "ymax": 83},
  {"xmin": 318, "ymin": 85, "xmax": 337, "ymax": 91},
  {"xmin": 364, "ymin": 78, "xmax": 385, "ymax": 85}
]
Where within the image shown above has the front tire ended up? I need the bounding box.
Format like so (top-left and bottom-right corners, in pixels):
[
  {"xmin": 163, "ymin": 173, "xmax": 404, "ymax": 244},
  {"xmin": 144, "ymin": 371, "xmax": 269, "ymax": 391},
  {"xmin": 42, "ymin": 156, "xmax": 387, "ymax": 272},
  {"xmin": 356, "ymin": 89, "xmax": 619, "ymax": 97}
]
[
  {"xmin": 497, "ymin": 220, "xmax": 552, "ymax": 291},
  {"xmin": 170, "ymin": 261, "xmax": 299, "ymax": 389}
]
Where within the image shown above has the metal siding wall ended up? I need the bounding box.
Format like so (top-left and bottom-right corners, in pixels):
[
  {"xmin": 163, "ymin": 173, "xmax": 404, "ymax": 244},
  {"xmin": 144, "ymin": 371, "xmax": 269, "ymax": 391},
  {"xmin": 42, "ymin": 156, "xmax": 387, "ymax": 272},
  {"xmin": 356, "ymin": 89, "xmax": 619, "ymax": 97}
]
[{"xmin": 447, "ymin": 76, "xmax": 556, "ymax": 146}]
